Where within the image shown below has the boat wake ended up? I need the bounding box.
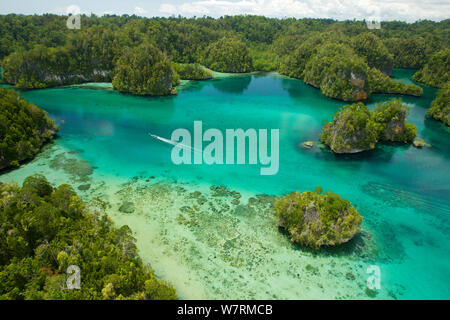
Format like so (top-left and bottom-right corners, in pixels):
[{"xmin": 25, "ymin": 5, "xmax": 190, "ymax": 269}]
[{"xmin": 149, "ymin": 133, "xmax": 201, "ymax": 153}]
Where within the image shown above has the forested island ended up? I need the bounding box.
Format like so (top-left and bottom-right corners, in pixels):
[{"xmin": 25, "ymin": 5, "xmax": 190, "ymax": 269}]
[
  {"xmin": 0, "ymin": 15, "xmax": 448, "ymax": 103},
  {"xmin": 320, "ymin": 99, "xmax": 417, "ymax": 153},
  {"xmin": 275, "ymin": 187, "xmax": 363, "ymax": 249},
  {"xmin": 0, "ymin": 88, "xmax": 57, "ymax": 170},
  {"xmin": 112, "ymin": 43, "xmax": 178, "ymax": 96}
]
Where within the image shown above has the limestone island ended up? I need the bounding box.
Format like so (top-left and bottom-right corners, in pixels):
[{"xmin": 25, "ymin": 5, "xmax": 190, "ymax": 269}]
[
  {"xmin": 279, "ymin": 33, "xmax": 423, "ymax": 102},
  {"xmin": 320, "ymin": 99, "xmax": 417, "ymax": 154},
  {"xmin": 275, "ymin": 187, "xmax": 363, "ymax": 249}
]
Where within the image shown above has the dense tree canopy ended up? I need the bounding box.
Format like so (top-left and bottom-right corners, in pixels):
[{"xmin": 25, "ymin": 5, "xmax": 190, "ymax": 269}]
[
  {"xmin": 0, "ymin": 88, "xmax": 57, "ymax": 170},
  {"xmin": 351, "ymin": 33, "xmax": 393, "ymax": 75},
  {"xmin": 369, "ymin": 68, "xmax": 423, "ymax": 96},
  {"xmin": 0, "ymin": 14, "xmax": 447, "ymax": 99},
  {"xmin": 172, "ymin": 63, "xmax": 212, "ymax": 80},
  {"xmin": 0, "ymin": 175, "xmax": 177, "ymax": 299},
  {"xmin": 275, "ymin": 187, "xmax": 363, "ymax": 249},
  {"xmin": 277, "ymin": 32, "xmax": 424, "ymax": 101},
  {"xmin": 2, "ymin": 45, "xmax": 75, "ymax": 89},
  {"xmin": 1, "ymin": 26, "xmax": 118, "ymax": 88},
  {"xmin": 303, "ymin": 42, "xmax": 370, "ymax": 101},
  {"xmin": 427, "ymin": 84, "xmax": 450, "ymax": 126},
  {"xmin": 200, "ymin": 37, "xmax": 253, "ymax": 73},
  {"xmin": 413, "ymin": 48, "xmax": 450, "ymax": 88},
  {"xmin": 277, "ymin": 32, "xmax": 332, "ymax": 79},
  {"xmin": 112, "ymin": 43, "xmax": 177, "ymax": 96},
  {"xmin": 383, "ymin": 37, "xmax": 429, "ymax": 69}
]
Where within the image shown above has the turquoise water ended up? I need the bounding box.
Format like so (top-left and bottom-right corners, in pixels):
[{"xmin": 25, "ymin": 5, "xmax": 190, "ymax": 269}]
[{"xmin": 2, "ymin": 70, "xmax": 449, "ymax": 299}]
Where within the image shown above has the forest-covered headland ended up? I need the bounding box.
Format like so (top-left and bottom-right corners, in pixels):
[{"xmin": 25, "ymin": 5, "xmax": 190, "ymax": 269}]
[{"xmin": 0, "ymin": 15, "xmax": 448, "ymax": 102}]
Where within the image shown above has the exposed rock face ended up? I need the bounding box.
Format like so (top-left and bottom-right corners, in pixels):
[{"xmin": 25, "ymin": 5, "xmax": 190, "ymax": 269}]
[
  {"xmin": 42, "ymin": 70, "xmax": 111, "ymax": 86},
  {"xmin": 160, "ymin": 73, "xmax": 174, "ymax": 91},
  {"xmin": 353, "ymin": 89, "xmax": 368, "ymax": 101},
  {"xmin": 327, "ymin": 131, "xmax": 375, "ymax": 154},
  {"xmin": 350, "ymin": 74, "xmax": 366, "ymax": 87},
  {"xmin": 382, "ymin": 110, "xmax": 407, "ymax": 141},
  {"xmin": 305, "ymin": 80, "xmax": 318, "ymax": 88},
  {"xmin": 350, "ymin": 72, "xmax": 369, "ymax": 101},
  {"xmin": 304, "ymin": 201, "xmax": 319, "ymax": 223}
]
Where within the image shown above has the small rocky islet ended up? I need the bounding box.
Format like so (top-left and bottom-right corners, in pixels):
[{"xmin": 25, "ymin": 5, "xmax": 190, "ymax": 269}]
[
  {"xmin": 275, "ymin": 187, "xmax": 363, "ymax": 249},
  {"xmin": 320, "ymin": 99, "xmax": 417, "ymax": 154}
]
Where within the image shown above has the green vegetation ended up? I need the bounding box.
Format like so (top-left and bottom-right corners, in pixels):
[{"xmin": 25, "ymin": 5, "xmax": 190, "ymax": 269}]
[
  {"xmin": 351, "ymin": 32, "xmax": 393, "ymax": 75},
  {"xmin": 413, "ymin": 48, "xmax": 449, "ymax": 88},
  {"xmin": 320, "ymin": 99, "xmax": 417, "ymax": 153},
  {"xmin": 0, "ymin": 174, "xmax": 177, "ymax": 300},
  {"xmin": 1, "ymin": 26, "xmax": 117, "ymax": 89},
  {"xmin": 275, "ymin": 187, "xmax": 363, "ymax": 249},
  {"xmin": 427, "ymin": 84, "xmax": 450, "ymax": 126},
  {"xmin": 249, "ymin": 44, "xmax": 278, "ymax": 71},
  {"xmin": 277, "ymin": 32, "xmax": 423, "ymax": 101},
  {"xmin": 369, "ymin": 68, "xmax": 423, "ymax": 96},
  {"xmin": 0, "ymin": 15, "xmax": 447, "ymax": 99},
  {"xmin": 383, "ymin": 37, "xmax": 429, "ymax": 69},
  {"xmin": 303, "ymin": 42, "xmax": 370, "ymax": 101},
  {"xmin": 2, "ymin": 45, "xmax": 75, "ymax": 89},
  {"xmin": 172, "ymin": 63, "xmax": 212, "ymax": 80},
  {"xmin": 320, "ymin": 103, "xmax": 379, "ymax": 153},
  {"xmin": 0, "ymin": 88, "xmax": 57, "ymax": 170},
  {"xmin": 112, "ymin": 43, "xmax": 177, "ymax": 96},
  {"xmin": 372, "ymin": 99, "xmax": 417, "ymax": 142},
  {"xmin": 277, "ymin": 32, "xmax": 373, "ymax": 101},
  {"xmin": 200, "ymin": 37, "xmax": 253, "ymax": 73},
  {"xmin": 277, "ymin": 32, "xmax": 332, "ymax": 80}
]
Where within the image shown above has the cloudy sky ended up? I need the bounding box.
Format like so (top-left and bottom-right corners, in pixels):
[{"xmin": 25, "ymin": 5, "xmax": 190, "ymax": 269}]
[{"xmin": 0, "ymin": 0, "xmax": 448, "ymax": 22}]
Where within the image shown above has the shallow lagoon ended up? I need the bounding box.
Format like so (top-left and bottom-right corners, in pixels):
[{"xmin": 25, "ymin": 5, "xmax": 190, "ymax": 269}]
[{"xmin": 1, "ymin": 70, "xmax": 449, "ymax": 299}]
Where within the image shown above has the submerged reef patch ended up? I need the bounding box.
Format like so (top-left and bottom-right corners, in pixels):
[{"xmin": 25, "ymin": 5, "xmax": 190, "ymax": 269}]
[
  {"xmin": 93, "ymin": 177, "xmax": 386, "ymax": 299},
  {"xmin": 49, "ymin": 152, "xmax": 94, "ymax": 182}
]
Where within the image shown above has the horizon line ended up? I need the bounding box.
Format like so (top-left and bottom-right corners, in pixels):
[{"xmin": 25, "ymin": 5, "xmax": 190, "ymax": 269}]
[{"xmin": 0, "ymin": 13, "xmax": 449, "ymax": 24}]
